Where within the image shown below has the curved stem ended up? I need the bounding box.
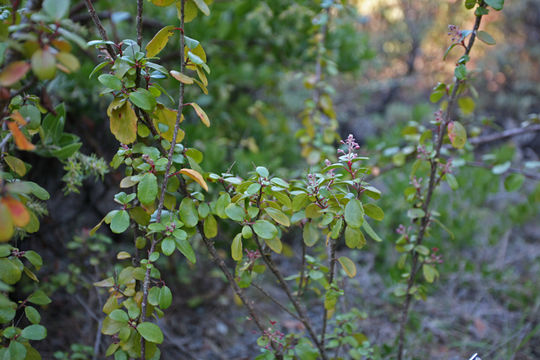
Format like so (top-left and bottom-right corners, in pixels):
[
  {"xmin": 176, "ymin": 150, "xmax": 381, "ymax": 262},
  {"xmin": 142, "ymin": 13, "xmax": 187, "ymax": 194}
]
[{"xmin": 396, "ymin": 9, "xmax": 484, "ymax": 360}]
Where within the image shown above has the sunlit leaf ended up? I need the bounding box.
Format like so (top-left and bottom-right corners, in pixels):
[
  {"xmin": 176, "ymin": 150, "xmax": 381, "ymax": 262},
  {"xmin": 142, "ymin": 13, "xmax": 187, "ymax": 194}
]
[
  {"xmin": 179, "ymin": 168, "xmax": 208, "ymax": 191},
  {"xmin": 170, "ymin": 70, "xmax": 194, "ymax": 84}
]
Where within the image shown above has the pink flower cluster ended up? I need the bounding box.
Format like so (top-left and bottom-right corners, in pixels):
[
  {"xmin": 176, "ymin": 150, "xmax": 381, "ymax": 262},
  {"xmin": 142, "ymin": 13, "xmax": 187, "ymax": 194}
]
[{"xmin": 448, "ymin": 24, "xmax": 462, "ymax": 43}]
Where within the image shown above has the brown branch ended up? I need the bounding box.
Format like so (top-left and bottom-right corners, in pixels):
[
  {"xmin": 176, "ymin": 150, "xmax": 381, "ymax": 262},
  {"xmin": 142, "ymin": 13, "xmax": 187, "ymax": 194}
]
[
  {"xmin": 396, "ymin": 8, "xmax": 485, "ymax": 360},
  {"xmin": 297, "ymin": 241, "xmax": 307, "ymax": 298},
  {"xmin": 466, "ymin": 161, "xmax": 540, "ymax": 181},
  {"xmin": 140, "ymin": 1, "xmax": 184, "ymax": 357},
  {"xmin": 83, "ymin": 0, "xmax": 116, "ymax": 59},
  {"xmin": 469, "ymin": 124, "xmax": 540, "ymax": 145},
  {"xmin": 253, "ymin": 233, "xmax": 328, "ymax": 359},
  {"xmin": 320, "ymin": 229, "xmax": 339, "ymax": 349}
]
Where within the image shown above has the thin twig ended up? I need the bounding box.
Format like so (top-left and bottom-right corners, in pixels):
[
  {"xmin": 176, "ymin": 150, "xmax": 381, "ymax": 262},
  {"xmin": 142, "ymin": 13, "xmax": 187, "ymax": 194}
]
[
  {"xmin": 253, "ymin": 234, "xmax": 328, "ymax": 359},
  {"xmin": 321, "ymin": 231, "xmax": 339, "ymax": 349},
  {"xmin": 251, "ymin": 282, "xmax": 301, "ymax": 321},
  {"xmin": 396, "ymin": 8, "xmax": 485, "ymax": 360},
  {"xmin": 83, "ymin": 0, "xmax": 116, "ymax": 59},
  {"xmin": 297, "ymin": 241, "xmax": 307, "ymax": 298},
  {"xmin": 140, "ymin": 1, "xmax": 185, "ymax": 357},
  {"xmin": 469, "ymin": 124, "xmax": 540, "ymax": 145},
  {"xmin": 466, "ymin": 161, "xmax": 540, "ymax": 181}
]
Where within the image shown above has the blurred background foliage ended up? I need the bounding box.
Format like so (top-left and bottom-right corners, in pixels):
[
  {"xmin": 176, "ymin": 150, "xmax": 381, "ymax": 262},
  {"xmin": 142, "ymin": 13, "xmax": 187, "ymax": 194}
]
[{"xmin": 4, "ymin": 0, "xmax": 539, "ymax": 358}]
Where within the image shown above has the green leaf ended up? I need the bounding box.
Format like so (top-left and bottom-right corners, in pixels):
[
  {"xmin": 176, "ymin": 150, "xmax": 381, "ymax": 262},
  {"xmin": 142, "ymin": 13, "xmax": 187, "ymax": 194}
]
[
  {"xmin": 363, "ymin": 203, "xmax": 384, "ymax": 221},
  {"xmin": 344, "ymin": 199, "xmax": 364, "ymax": 228},
  {"xmin": 344, "ymin": 226, "xmax": 365, "ymax": 249},
  {"xmin": 292, "ymin": 193, "xmax": 309, "ymax": 211},
  {"xmin": 175, "ymin": 238, "xmax": 196, "ymax": 263},
  {"xmin": 98, "ymin": 74, "xmax": 123, "ymax": 90},
  {"xmin": 161, "ymin": 238, "xmax": 175, "ymax": 256},
  {"xmin": 159, "ymin": 286, "xmax": 172, "ymax": 309},
  {"xmin": 28, "ymin": 290, "xmax": 51, "ymax": 305},
  {"xmin": 137, "ymin": 173, "xmax": 158, "ymax": 205},
  {"xmin": 203, "ymin": 215, "xmax": 218, "ymax": 238},
  {"xmin": 192, "ymin": 0, "xmax": 210, "ymax": 15},
  {"xmin": 264, "ymin": 207, "xmax": 290, "ymax": 227},
  {"xmin": 447, "ymin": 121, "xmax": 467, "ymax": 149},
  {"xmin": 407, "ymin": 208, "xmax": 426, "ymax": 219},
  {"xmin": 225, "ymin": 203, "xmax": 245, "ymax": 222},
  {"xmin": 129, "ymin": 88, "xmax": 156, "ymax": 111},
  {"xmin": 110, "ymin": 210, "xmax": 130, "ymax": 234},
  {"xmin": 23, "ymin": 250, "xmax": 43, "ymax": 270},
  {"xmin": 362, "ymin": 221, "xmax": 383, "ymax": 242},
  {"xmin": 454, "ymin": 64, "xmax": 467, "ymax": 81},
  {"xmin": 7, "ymin": 341, "xmax": 26, "ymax": 360},
  {"xmin": 477, "ymin": 30, "xmax": 496, "ymax": 45},
  {"xmin": 445, "ymin": 173, "xmax": 459, "ymax": 190},
  {"xmin": 25, "ymin": 306, "xmax": 41, "ymax": 324},
  {"xmin": 485, "ymin": 0, "xmax": 504, "ymax": 10},
  {"xmin": 146, "ymin": 25, "xmax": 175, "ymax": 58},
  {"xmin": 465, "ymin": 0, "xmax": 476, "ymax": 9},
  {"xmin": 0, "ymin": 259, "xmax": 21, "ymax": 285},
  {"xmin": 338, "ymin": 256, "xmax": 357, "ymax": 278},
  {"xmin": 302, "ymin": 221, "xmax": 319, "ymax": 247},
  {"xmin": 256, "ymin": 166, "xmax": 269, "ymax": 178},
  {"xmin": 43, "ymin": 0, "xmax": 70, "ymax": 19},
  {"xmin": 137, "ymin": 322, "xmax": 164, "ymax": 344},
  {"xmin": 422, "ymin": 264, "xmax": 438, "ymax": 283},
  {"xmin": 231, "ymin": 233, "xmax": 243, "ymax": 261},
  {"xmin": 504, "ymin": 173, "xmax": 525, "ymax": 192},
  {"xmin": 27, "ymin": 182, "xmax": 50, "ymax": 200},
  {"xmin": 253, "ymin": 220, "xmax": 278, "ymax": 240},
  {"xmin": 179, "ymin": 198, "xmax": 198, "ymax": 228},
  {"xmin": 31, "ymin": 48, "xmax": 56, "ymax": 80}
]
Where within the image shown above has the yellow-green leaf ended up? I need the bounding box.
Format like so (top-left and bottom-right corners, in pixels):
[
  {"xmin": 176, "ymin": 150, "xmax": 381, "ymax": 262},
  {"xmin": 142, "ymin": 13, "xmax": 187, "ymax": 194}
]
[
  {"xmin": 265, "ymin": 237, "xmax": 282, "ymax": 254},
  {"xmin": 56, "ymin": 52, "xmax": 80, "ymax": 73},
  {"xmin": 447, "ymin": 121, "xmax": 467, "ymax": 149},
  {"xmin": 4, "ymin": 155, "xmax": 27, "ymax": 176},
  {"xmin": 363, "ymin": 203, "xmax": 384, "ymax": 221},
  {"xmin": 231, "ymin": 233, "xmax": 242, "ymax": 261},
  {"xmin": 187, "ymin": 102, "xmax": 210, "ymax": 127},
  {"xmin": 264, "ymin": 207, "xmax": 290, "ymax": 227},
  {"xmin": 203, "ymin": 214, "xmax": 218, "ymax": 239},
  {"xmin": 170, "ymin": 70, "xmax": 194, "ymax": 84},
  {"xmin": 146, "ymin": 25, "xmax": 176, "ymax": 58},
  {"xmin": 108, "ymin": 101, "xmax": 137, "ymax": 144},
  {"xmin": 31, "ymin": 48, "xmax": 56, "ymax": 80},
  {"xmin": 338, "ymin": 256, "xmax": 357, "ymax": 278},
  {"xmin": 179, "ymin": 168, "xmax": 208, "ymax": 191},
  {"xmin": 152, "ymin": 104, "xmax": 184, "ymax": 143},
  {"xmin": 0, "ymin": 202, "xmax": 14, "ymax": 242}
]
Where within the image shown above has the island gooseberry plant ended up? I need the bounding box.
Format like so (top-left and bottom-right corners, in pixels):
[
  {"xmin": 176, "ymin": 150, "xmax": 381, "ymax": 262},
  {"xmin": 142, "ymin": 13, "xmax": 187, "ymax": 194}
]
[{"xmin": 0, "ymin": 0, "xmax": 522, "ymax": 359}]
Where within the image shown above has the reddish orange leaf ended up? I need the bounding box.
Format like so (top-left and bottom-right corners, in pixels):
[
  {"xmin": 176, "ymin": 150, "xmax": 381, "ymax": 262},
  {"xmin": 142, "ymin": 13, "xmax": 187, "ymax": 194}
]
[
  {"xmin": 0, "ymin": 61, "xmax": 31, "ymax": 87},
  {"xmin": 7, "ymin": 122, "xmax": 35, "ymax": 151},
  {"xmin": 179, "ymin": 168, "xmax": 208, "ymax": 191},
  {"xmin": 11, "ymin": 111, "xmax": 27, "ymax": 126},
  {"xmin": 2, "ymin": 196, "xmax": 30, "ymax": 227}
]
